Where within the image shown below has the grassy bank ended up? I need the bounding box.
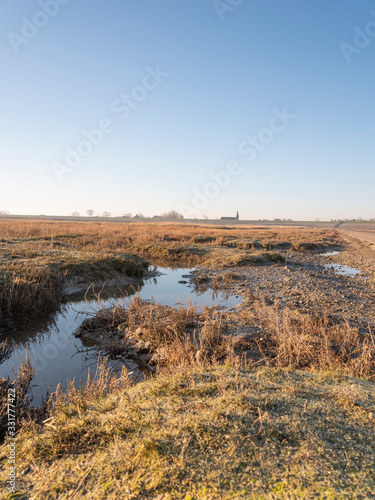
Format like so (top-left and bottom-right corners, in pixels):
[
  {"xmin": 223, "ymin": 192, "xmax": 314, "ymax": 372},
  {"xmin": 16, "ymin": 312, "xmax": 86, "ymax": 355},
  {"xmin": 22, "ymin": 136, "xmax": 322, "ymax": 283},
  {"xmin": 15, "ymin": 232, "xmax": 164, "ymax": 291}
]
[
  {"xmin": 1, "ymin": 292, "xmax": 368, "ymax": 498},
  {"xmin": 0, "ymin": 225, "xmax": 148, "ymax": 328},
  {"xmin": 1, "ymin": 362, "xmax": 374, "ymax": 499}
]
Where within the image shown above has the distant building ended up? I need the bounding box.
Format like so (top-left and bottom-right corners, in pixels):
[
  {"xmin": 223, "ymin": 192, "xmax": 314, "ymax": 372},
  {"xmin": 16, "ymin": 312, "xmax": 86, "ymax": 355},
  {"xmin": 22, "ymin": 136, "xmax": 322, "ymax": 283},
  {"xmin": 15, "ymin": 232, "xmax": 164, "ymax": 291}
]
[{"xmin": 220, "ymin": 211, "xmax": 239, "ymax": 221}]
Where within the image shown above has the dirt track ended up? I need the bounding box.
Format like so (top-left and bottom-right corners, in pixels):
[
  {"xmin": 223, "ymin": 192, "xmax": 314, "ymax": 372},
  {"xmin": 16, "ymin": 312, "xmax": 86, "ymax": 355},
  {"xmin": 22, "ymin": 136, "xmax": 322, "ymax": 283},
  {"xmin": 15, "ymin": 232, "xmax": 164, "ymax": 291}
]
[{"xmin": 342, "ymin": 230, "xmax": 375, "ymax": 248}]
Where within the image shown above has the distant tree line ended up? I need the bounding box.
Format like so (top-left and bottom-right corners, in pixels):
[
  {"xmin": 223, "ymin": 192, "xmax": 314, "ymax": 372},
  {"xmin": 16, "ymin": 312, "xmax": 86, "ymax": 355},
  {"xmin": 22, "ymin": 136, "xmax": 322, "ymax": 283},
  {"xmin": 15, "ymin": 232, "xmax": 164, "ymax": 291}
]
[
  {"xmin": 331, "ymin": 218, "xmax": 375, "ymax": 222},
  {"xmin": 161, "ymin": 210, "xmax": 184, "ymax": 219},
  {"xmin": 260, "ymin": 218, "xmax": 294, "ymax": 222},
  {"xmin": 68, "ymin": 210, "xmax": 185, "ymax": 219}
]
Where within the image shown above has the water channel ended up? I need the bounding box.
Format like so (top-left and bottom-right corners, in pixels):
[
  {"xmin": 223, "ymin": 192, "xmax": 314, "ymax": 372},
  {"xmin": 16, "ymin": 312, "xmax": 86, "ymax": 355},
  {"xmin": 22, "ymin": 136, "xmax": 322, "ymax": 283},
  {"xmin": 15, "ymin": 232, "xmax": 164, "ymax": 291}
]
[{"xmin": 0, "ymin": 267, "xmax": 241, "ymax": 404}]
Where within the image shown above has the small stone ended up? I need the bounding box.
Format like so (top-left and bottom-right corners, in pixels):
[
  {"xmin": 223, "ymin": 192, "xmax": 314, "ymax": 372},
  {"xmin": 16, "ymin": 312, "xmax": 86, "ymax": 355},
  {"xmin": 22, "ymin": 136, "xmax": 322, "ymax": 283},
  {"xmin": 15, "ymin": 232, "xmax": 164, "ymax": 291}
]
[{"xmin": 368, "ymin": 412, "xmax": 374, "ymax": 420}]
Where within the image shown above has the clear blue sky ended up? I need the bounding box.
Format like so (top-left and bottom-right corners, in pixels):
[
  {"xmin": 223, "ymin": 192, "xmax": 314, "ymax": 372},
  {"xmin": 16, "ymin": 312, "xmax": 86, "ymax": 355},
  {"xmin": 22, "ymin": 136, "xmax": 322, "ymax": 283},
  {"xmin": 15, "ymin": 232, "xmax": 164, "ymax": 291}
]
[{"xmin": 1, "ymin": 0, "xmax": 374, "ymax": 220}]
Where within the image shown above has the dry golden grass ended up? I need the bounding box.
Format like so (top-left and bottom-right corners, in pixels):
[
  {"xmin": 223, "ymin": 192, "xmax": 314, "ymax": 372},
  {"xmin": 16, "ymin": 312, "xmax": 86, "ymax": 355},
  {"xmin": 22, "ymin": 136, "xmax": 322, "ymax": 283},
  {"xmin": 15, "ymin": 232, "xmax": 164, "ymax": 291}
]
[
  {"xmin": 0, "ymin": 219, "xmax": 342, "ymax": 271},
  {"xmin": 77, "ymin": 295, "xmax": 234, "ymax": 369},
  {"xmin": 0, "ymin": 267, "xmax": 63, "ymax": 328},
  {"xmin": 239, "ymin": 299, "xmax": 375, "ymax": 380},
  {"xmin": 0, "ymin": 219, "xmax": 342, "ymax": 251},
  {"xmin": 2, "ymin": 361, "xmax": 375, "ymax": 499}
]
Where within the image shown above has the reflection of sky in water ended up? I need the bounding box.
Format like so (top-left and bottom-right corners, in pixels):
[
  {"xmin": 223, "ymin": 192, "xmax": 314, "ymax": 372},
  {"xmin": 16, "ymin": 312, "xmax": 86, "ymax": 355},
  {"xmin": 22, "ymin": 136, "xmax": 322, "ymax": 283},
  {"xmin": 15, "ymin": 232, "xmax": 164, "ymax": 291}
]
[
  {"xmin": 0, "ymin": 268, "xmax": 241, "ymax": 405},
  {"xmin": 324, "ymin": 263, "xmax": 361, "ymax": 276},
  {"xmin": 319, "ymin": 251, "xmax": 340, "ymax": 257},
  {"xmin": 140, "ymin": 268, "xmax": 240, "ymax": 309}
]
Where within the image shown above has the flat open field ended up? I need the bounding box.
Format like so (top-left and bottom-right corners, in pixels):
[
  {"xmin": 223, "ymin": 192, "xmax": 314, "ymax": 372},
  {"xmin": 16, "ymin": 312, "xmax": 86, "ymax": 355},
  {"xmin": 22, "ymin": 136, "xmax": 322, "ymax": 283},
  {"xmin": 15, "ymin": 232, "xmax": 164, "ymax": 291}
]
[
  {"xmin": 1, "ymin": 220, "xmax": 375, "ymax": 498},
  {"xmin": 342, "ymin": 229, "xmax": 375, "ymax": 247},
  {"xmin": 0, "ymin": 214, "xmax": 340, "ymax": 227}
]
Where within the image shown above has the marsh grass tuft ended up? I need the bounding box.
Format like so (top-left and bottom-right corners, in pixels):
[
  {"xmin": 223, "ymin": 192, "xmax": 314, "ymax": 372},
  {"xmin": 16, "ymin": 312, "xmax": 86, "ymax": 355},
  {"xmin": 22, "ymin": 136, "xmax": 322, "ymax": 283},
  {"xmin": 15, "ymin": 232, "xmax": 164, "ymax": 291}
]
[
  {"xmin": 0, "ymin": 267, "xmax": 63, "ymax": 328},
  {"xmin": 78, "ymin": 295, "xmax": 234, "ymax": 369},
  {"xmin": 0, "ymin": 351, "xmax": 39, "ymax": 441},
  {"xmin": 241, "ymin": 299, "xmax": 375, "ymax": 379}
]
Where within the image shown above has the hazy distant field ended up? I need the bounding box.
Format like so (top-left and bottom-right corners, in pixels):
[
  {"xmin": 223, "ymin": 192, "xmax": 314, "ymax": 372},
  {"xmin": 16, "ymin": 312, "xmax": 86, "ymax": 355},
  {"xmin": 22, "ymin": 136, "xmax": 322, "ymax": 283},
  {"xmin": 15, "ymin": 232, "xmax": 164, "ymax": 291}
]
[
  {"xmin": 343, "ymin": 229, "xmax": 375, "ymax": 243},
  {"xmin": 3, "ymin": 214, "xmax": 375, "ymax": 231},
  {"xmin": 0, "ymin": 214, "xmax": 338, "ymax": 227}
]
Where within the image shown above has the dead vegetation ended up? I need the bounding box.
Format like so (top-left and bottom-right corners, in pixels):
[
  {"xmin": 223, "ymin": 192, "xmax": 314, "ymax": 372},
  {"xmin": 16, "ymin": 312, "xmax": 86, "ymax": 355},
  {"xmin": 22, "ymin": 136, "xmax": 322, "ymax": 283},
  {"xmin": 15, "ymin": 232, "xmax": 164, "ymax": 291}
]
[
  {"xmin": 0, "ymin": 219, "xmax": 342, "ymax": 266},
  {"xmin": 0, "ymin": 267, "xmax": 63, "ymax": 328},
  {"xmin": 0, "ymin": 348, "xmax": 40, "ymax": 442},
  {"xmin": 75, "ymin": 288, "xmax": 375, "ymax": 382},
  {"xmin": 239, "ymin": 299, "xmax": 375, "ymax": 380},
  {"xmin": 77, "ymin": 295, "xmax": 233, "ymax": 368}
]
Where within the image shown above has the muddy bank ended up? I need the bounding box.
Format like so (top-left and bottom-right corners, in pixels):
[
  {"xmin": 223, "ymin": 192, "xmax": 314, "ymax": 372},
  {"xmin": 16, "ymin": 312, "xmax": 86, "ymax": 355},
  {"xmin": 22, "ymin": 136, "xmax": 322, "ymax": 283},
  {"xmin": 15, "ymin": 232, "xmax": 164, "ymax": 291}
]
[
  {"xmin": 193, "ymin": 239, "xmax": 375, "ymax": 336},
  {"xmin": 63, "ymin": 267, "xmax": 158, "ymax": 296}
]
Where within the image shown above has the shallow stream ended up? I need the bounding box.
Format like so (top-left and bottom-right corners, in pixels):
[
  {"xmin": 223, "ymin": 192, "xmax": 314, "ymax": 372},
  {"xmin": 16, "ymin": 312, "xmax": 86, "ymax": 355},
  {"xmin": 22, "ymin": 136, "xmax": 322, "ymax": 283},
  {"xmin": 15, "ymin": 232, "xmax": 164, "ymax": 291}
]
[{"xmin": 0, "ymin": 268, "xmax": 241, "ymax": 405}]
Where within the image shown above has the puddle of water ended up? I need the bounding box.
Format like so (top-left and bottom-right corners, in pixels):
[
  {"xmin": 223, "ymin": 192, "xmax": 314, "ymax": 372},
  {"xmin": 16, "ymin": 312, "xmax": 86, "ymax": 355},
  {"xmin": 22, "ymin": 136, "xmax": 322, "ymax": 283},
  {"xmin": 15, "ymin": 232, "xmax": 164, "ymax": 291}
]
[
  {"xmin": 319, "ymin": 251, "xmax": 363, "ymax": 277},
  {"xmin": 0, "ymin": 267, "xmax": 241, "ymax": 405},
  {"xmin": 324, "ymin": 263, "xmax": 361, "ymax": 276}
]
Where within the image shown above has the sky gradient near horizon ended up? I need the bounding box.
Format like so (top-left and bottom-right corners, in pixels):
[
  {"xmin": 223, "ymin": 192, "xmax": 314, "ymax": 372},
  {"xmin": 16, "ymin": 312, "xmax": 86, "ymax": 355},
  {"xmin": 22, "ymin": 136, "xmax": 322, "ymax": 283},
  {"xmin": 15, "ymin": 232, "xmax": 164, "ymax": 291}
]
[{"xmin": 1, "ymin": 0, "xmax": 374, "ymax": 220}]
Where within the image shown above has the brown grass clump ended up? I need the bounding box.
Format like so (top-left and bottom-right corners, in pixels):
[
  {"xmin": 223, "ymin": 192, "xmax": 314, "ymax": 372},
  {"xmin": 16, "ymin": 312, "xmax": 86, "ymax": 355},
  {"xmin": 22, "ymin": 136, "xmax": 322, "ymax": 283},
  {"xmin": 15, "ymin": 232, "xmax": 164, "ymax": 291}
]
[
  {"xmin": 125, "ymin": 299, "xmax": 232, "ymax": 367},
  {"xmin": 241, "ymin": 299, "xmax": 375, "ymax": 379},
  {"xmin": 77, "ymin": 296, "xmax": 234, "ymax": 369},
  {"xmin": 0, "ymin": 267, "xmax": 63, "ymax": 328},
  {"xmin": 0, "ymin": 352, "xmax": 36, "ymax": 441}
]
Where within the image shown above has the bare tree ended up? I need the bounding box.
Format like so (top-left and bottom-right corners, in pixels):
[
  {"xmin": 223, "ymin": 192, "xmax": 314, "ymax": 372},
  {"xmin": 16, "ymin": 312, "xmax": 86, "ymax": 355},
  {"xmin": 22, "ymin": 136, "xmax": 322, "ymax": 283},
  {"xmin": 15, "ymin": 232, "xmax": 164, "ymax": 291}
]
[
  {"xmin": 71, "ymin": 211, "xmax": 80, "ymax": 217},
  {"xmin": 121, "ymin": 213, "xmax": 132, "ymax": 218},
  {"xmin": 101, "ymin": 211, "xmax": 111, "ymax": 218},
  {"xmin": 162, "ymin": 210, "xmax": 184, "ymax": 219},
  {"xmin": 87, "ymin": 209, "xmax": 95, "ymax": 217}
]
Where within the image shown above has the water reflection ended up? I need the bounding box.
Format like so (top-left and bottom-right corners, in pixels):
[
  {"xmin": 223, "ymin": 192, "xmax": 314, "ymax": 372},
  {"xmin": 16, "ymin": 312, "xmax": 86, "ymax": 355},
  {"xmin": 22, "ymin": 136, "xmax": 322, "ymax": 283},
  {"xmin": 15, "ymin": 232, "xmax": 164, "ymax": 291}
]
[
  {"xmin": 324, "ymin": 263, "xmax": 362, "ymax": 276},
  {"xmin": 0, "ymin": 267, "xmax": 241, "ymax": 405}
]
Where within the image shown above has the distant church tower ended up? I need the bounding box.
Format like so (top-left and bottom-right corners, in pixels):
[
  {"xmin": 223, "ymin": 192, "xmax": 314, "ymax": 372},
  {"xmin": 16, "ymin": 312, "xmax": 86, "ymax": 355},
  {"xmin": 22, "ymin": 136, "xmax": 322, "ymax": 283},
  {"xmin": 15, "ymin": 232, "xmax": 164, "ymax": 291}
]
[{"xmin": 236, "ymin": 211, "xmax": 239, "ymax": 220}]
